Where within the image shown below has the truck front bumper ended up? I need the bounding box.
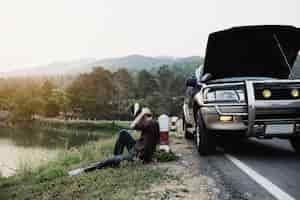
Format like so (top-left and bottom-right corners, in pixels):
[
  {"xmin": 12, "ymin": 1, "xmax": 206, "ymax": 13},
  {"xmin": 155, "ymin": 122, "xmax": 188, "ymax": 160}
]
[
  {"xmin": 196, "ymin": 80, "xmax": 300, "ymax": 137},
  {"xmin": 201, "ymin": 106, "xmax": 247, "ymax": 131}
]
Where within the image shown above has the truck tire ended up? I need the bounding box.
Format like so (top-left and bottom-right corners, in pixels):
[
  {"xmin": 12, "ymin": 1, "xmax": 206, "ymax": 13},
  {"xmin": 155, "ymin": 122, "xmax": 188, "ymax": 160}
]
[
  {"xmin": 195, "ymin": 110, "xmax": 216, "ymax": 155},
  {"xmin": 183, "ymin": 116, "xmax": 193, "ymax": 139},
  {"xmin": 290, "ymin": 137, "xmax": 300, "ymax": 153}
]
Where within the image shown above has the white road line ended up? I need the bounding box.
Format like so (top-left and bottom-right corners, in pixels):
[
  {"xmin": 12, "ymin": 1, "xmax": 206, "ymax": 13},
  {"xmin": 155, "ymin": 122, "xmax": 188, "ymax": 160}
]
[{"xmin": 225, "ymin": 154, "xmax": 295, "ymax": 200}]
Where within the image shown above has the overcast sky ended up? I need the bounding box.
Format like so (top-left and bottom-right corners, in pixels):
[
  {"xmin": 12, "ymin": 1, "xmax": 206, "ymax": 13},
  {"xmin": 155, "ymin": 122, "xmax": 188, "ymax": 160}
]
[{"xmin": 0, "ymin": 0, "xmax": 299, "ymax": 72}]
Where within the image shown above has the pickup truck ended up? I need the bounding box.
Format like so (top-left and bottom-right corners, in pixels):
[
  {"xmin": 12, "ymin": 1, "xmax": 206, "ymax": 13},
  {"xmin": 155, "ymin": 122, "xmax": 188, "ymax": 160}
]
[{"xmin": 183, "ymin": 25, "xmax": 300, "ymax": 155}]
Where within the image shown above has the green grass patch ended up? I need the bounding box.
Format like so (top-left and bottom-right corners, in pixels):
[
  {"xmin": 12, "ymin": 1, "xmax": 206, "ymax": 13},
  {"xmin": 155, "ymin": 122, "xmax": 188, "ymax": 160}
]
[
  {"xmin": 36, "ymin": 119, "xmax": 130, "ymax": 133},
  {"xmin": 154, "ymin": 150, "xmax": 179, "ymax": 162},
  {"xmin": 0, "ymin": 130, "xmax": 173, "ymax": 200}
]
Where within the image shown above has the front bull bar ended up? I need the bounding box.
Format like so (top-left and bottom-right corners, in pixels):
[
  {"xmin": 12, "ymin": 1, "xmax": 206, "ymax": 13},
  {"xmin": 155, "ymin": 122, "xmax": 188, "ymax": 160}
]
[{"xmin": 194, "ymin": 81, "xmax": 257, "ymax": 136}]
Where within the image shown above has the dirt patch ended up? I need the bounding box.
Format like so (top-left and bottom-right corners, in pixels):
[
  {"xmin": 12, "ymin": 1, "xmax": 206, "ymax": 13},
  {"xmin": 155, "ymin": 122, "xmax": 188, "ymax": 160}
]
[{"xmin": 137, "ymin": 136, "xmax": 217, "ymax": 200}]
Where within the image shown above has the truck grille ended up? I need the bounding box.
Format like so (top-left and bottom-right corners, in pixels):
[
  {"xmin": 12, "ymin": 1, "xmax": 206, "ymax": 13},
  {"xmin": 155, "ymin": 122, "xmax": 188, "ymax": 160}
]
[
  {"xmin": 255, "ymin": 107, "xmax": 300, "ymax": 120},
  {"xmin": 256, "ymin": 113, "xmax": 300, "ymax": 120},
  {"xmin": 254, "ymin": 83, "xmax": 300, "ymax": 100}
]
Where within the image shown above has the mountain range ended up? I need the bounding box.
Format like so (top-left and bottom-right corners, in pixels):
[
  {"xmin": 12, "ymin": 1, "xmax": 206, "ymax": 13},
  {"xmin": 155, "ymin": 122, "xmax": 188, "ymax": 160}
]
[{"xmin": 1, "ymin": 55, "xmax": 203, "ymax": 77}]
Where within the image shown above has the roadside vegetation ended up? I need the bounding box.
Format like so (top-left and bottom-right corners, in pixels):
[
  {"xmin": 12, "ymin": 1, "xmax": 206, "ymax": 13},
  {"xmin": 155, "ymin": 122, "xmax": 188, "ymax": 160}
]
[
  {"xmin": 35, "ymin": 119, "xmax": 130, "ymax": 136},
  {"xmin": 0, "ymin": 123, "xmax": 176, "ymax": 200},
  {"xmin": 0, "ymin": 60, "xmax": 192, "ymax": 199}
]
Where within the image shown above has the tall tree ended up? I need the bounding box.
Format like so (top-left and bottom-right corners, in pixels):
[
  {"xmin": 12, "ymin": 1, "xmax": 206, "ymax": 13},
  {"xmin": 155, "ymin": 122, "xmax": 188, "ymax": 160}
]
[
  {"xmin": 67, "ymin": 67, "xmax": 115, "ymax": 119},
  {"xmin": 136, "ymin": 70, "xmax": 158, "ymax": 98},
  {"xmin": 113, "ymin": 68, "xmax": 134, "ymax": 119},
  {"xmin": 41, "ymin": 80, "xmax": 60, "ymax": 117},
  {"xmin": 157, "ymin": 65, "xmax": 174, "ymax": 96}
]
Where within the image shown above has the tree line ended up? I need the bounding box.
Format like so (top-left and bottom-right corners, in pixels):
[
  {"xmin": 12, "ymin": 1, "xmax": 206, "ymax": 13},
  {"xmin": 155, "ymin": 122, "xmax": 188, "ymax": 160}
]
[{"xmin": 0, "ymin": 64, "xmax": 198, "ymax": 123}]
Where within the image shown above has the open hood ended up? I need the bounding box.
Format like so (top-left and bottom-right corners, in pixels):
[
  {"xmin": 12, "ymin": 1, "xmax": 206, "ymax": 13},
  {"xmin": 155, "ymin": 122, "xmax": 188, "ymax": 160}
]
[{"xmin": 203, "ymin": 25, "xmax": 300, "ymax": 79}]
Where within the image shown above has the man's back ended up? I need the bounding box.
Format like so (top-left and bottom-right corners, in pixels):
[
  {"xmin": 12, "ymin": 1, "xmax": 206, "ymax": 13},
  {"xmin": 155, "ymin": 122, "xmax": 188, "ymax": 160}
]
[{"xmin": 135, "ymin": 119, "xmax": 160, "ymax": 162}]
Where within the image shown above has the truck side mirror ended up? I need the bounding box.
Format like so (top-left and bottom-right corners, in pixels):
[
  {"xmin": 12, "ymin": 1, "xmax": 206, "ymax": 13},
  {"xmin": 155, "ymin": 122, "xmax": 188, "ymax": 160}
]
[
  {"xmin": 186, "ymin": 77, "xmax": 197, "ymax": 87},
  {"xmin": 201, "ymin": 73, "xmax": 212, "ymax": 82}
]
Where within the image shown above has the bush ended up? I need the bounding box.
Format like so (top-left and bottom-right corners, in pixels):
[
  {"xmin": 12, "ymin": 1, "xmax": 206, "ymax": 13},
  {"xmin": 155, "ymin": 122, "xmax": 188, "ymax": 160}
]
[{"xmin": 154, "ymin": 150, "xmax": 179, "ymax": 162}]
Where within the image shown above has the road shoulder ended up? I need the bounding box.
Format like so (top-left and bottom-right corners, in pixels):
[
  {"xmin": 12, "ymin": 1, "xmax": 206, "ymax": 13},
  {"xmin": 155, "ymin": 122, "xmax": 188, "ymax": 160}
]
[{"xmin": 137, "ymin": 136, "xmax": 215, "ymax": 200}]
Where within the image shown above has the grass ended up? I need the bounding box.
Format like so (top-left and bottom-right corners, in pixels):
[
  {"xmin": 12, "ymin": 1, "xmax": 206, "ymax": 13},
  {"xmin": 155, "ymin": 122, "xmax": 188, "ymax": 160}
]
[
  {"xmin": 32, "ymin": 120, "xmax": 130, "ymax": 141},
  {"xmin": 36, "ymin": 119, "xmax": 131, "ymax": 133},
  {"xmin": 0, "ymin": 123, "xmax": 175, "ymax": 200}
]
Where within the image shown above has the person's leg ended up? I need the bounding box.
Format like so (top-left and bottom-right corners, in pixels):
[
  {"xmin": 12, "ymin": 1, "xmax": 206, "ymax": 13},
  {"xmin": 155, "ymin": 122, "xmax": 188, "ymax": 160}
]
[
  {"xmin": 113, "ymin": 130, "xmax": 136, "ymax": 155},
  {"xmin": 69, "ymin": 133, "xmax": 137, "ymax": 176},
  {"xmin": 84, "ymin": 149, "xmax": 137, "ymax": 172}
]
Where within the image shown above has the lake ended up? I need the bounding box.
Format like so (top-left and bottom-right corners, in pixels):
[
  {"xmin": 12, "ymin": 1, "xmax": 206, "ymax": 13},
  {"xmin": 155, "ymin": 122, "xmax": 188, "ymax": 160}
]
[{"xmin": 0, "ymin": 127, "xmax": 103, "ymax": 177}]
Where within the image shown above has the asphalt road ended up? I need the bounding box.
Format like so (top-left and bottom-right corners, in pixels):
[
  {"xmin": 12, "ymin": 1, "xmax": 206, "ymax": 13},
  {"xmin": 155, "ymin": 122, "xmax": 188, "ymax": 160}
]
[{"xmin": 196, "ymin": 137, "xmax": 300, "ymax": 200}]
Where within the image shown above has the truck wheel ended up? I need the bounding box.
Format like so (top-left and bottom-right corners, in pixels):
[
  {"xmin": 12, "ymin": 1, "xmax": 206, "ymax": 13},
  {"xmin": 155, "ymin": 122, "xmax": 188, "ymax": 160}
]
[
  {"xmin": 196, "ymin": 110, "xmax": 216, "ymax": 155},
  {"xmin": 183, "ymin": 117, "xmax": 193, "ymax": 139},
  {"xmin": 290, "ymin": 137, "xmax": 300, "ymax": 153}
]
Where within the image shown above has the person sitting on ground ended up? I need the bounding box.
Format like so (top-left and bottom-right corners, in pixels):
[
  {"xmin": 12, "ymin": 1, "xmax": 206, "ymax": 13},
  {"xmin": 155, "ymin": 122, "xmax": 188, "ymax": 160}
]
[
  {"xmin": 68, "ymin": 103, "xmax": 160, "ymax": 176},
  {"xmin": 114, "ymin": 104, "xmax": 160, "ymax": 163}
]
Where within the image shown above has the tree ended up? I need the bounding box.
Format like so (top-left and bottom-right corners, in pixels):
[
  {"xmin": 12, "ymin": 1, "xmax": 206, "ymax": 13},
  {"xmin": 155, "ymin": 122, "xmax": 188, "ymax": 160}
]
[
  {"xmin": 112, "ymin": 69, "xmax": 134, "ymax": 119},
  {"xmin": 136, "ymin": 70, "xmax": 158, "ymax": 98},
  {"xmin": 41, "ymin": 80, "xmax": 60, "ymax": 117},
  {"xmin": 157, "ymin": 65, "xmax": 174, "ymax": 96},
  {"xmin": 10, "ymin": 84, "xmax": 44, "ymax": 122},
  {"xmin": 67, "ymin": 67, "xmax": 115, "ymax": 119},
  {"xmin": 41, "ymin": 80, "xmax": 56, "ymax": 99},
  {"xmin": 49, "ymin": 88, "xmax": 70, "ymax": 116}
]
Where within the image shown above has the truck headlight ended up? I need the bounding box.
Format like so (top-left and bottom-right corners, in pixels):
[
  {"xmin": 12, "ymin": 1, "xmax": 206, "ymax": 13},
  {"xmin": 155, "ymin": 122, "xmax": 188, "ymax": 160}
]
[
  {"xmin": 205, "ymin": 89, "xmax": 245, "ymax": 103},
  {"xmin": 291, "ymin": 89, "xmax": 299, "ymax": 98},
  {"xmin": 262, "ymin": 89, "xmax": 272, "ymax": 98}
]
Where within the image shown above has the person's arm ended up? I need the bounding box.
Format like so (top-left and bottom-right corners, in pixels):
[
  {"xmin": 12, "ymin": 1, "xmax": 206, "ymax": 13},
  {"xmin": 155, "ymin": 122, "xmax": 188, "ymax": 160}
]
[{"xmin": 130, "ymin": 108, "xmax": 151, "ymax": 130}]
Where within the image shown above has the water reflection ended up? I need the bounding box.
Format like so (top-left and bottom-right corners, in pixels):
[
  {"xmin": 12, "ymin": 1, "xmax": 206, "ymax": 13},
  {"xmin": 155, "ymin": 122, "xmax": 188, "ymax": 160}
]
[
  {"xmin": 0, "ymin": 127, "xmax": 103, "ymax": 177},
  {"xmin": 0, "ymin": 127, "xmax": 101, "ymax": 148}
]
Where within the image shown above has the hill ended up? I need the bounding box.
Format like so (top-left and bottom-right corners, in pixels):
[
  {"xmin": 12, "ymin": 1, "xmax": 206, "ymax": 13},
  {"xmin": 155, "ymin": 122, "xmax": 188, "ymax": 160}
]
[{"xmin": 1, "ymin": 55, "xmax": 203, "ymax": 77}]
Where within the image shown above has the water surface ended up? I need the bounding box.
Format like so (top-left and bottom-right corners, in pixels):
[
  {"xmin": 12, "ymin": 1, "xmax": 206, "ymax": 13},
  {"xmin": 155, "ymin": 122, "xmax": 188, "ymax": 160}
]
[{"xmin": 0, "ymin": 127, "xmax": 103, "ymax": 176}]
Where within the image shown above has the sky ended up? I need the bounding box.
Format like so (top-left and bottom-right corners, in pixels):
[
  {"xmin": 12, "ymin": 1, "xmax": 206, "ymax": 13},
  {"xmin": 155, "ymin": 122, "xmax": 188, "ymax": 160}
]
[{"xmin": 0, "ymin": 0, "xmax": 299, "ymax": 72}]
